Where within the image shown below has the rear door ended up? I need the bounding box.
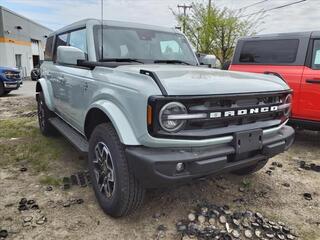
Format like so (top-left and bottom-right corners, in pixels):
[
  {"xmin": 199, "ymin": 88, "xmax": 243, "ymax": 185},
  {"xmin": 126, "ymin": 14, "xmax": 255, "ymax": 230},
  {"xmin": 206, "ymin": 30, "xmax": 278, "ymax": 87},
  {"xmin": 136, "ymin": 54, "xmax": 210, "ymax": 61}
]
[
  {"xmin": 50, "ymin": 33, "xmax": 69, "ymax": 117},
  {"xmin": 299, "ymin": 39, "xmax": 320, "ymax": 121}
]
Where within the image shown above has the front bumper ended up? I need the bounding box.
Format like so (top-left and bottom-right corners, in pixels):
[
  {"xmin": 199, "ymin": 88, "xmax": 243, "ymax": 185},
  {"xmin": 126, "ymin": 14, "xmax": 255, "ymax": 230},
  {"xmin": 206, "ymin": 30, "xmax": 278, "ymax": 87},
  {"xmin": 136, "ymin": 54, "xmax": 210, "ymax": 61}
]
[
  {"xmin": 126, "ymin": 125, "xmax": 294, "ymax": 188},
  {"xmin": 3, "ymin": 80, "xmax": 22, "ymax": 90}
]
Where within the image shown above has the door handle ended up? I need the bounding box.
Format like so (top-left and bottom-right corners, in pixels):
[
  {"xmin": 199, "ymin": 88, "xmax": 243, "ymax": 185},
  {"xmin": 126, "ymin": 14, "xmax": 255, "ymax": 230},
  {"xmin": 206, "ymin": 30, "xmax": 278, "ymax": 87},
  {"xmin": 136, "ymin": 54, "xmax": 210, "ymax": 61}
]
[
  {"xmin": 83, "ymin": 82, "xmax": 88, "ymax": 91},
  {"xmin": 306, "ymin": 79, "xmax": 320, "ymax": 84}
]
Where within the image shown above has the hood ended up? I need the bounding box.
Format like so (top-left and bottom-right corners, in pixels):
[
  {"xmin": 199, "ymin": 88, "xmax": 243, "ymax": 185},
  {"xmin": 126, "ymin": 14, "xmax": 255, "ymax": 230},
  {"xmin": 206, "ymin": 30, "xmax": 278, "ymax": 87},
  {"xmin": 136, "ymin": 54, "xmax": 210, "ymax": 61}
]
[
  {"xmin": 0, "ymin": 66, "xmax": 20, "ymax": 73},
  {"xmin": 116, "ymin": 64, "xmax": 290, "ymax": 96}
]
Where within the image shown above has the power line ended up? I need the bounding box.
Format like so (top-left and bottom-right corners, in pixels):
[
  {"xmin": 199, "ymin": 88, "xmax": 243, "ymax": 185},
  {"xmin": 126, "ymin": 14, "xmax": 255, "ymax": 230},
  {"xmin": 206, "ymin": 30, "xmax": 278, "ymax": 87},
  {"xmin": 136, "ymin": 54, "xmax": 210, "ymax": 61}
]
[
  {"xmin": 240, "ymin": 0, "xmax": 307, "ymax": 17},
  {"xmin": 238, "ymin": 0, "xmax": 270, "ymax": 11}
]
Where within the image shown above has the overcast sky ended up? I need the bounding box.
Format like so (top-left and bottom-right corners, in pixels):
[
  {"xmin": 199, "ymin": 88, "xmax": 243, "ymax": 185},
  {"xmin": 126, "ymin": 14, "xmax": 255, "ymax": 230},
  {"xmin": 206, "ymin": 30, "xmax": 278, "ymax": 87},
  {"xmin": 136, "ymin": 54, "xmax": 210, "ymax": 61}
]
[{"xmin": 0, "ymin": 0, "xmax": 318, "ymax": 34}]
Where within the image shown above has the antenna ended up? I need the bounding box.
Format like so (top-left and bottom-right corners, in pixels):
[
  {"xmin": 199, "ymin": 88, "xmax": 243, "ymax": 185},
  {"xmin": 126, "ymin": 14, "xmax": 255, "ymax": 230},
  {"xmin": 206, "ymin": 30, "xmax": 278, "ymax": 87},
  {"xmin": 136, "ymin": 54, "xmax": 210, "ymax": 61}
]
[{"xmin": 101, "ymin": 0, "xmax": 104, "ymax": 60}]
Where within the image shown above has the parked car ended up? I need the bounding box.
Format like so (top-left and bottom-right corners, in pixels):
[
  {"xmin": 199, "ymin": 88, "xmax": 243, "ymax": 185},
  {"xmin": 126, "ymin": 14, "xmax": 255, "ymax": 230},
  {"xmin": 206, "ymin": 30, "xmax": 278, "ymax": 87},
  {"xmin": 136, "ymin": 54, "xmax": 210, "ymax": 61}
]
[
  {"xmin": 0, "ymin": 67, "xmax": 22, "ymax": 96},
  {"xmin": 36, "ymin": 19, "xmax": 294, "ymax": 217},
  {"xmin": 230, "ymin": 31, "xmax": 320, "ymax": 130}
]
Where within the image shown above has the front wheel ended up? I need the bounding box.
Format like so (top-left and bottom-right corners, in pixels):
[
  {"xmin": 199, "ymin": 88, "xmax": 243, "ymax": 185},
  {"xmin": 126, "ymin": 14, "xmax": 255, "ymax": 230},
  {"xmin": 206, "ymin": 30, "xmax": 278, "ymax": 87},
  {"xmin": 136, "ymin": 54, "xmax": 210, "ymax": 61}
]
[{"xmin": 88, "ymin": 123, "xmax": 145, "ymax": 217}]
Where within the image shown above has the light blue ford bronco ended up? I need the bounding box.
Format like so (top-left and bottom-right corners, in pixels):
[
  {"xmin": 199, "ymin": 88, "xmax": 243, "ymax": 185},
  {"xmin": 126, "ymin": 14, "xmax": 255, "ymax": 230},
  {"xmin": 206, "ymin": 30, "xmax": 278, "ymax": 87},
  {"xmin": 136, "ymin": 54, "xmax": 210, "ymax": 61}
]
[{"xmin": 36, "ymin": 19, "xmax": 294, "ymax": 217}]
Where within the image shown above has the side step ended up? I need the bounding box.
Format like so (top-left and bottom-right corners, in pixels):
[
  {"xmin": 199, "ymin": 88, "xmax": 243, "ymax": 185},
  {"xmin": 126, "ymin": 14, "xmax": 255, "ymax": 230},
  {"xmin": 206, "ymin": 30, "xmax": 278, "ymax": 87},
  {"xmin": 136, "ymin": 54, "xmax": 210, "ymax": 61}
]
[{"xmin": 49, "ymin": 117, "xmax": 89, "ymax": 154}]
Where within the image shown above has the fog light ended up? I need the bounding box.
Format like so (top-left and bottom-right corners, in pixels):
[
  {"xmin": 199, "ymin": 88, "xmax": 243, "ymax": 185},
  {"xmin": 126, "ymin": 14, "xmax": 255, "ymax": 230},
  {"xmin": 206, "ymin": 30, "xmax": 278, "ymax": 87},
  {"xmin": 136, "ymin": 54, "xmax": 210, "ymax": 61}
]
[{"xmin": 176, "ymin": 162, "xmax": 185, "ymax": 172}]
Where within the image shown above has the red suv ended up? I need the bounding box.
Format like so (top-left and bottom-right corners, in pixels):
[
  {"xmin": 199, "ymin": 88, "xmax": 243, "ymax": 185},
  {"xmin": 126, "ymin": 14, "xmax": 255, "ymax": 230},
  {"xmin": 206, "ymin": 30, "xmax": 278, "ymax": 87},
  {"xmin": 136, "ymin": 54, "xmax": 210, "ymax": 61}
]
[{"xmin": 230, "ymin": 32, "xmax": 320, "ymax": 129}]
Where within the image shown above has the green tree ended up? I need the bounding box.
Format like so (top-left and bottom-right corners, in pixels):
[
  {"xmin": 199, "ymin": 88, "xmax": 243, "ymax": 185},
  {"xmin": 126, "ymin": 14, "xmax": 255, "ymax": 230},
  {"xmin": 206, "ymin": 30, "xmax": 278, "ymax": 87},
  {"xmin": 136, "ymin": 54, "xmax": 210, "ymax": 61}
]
[{"xmin": 172, "ymin": 3, "xmax": 264, "ymax": 66}]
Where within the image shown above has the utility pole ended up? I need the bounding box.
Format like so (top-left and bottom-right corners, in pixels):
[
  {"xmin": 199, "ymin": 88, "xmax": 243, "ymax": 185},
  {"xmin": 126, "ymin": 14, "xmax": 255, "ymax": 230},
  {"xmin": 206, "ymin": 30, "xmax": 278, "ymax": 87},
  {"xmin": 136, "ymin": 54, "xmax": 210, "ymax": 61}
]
[
  {"xmin": 208, "ymin": 0, "xmax": 212, "ymax": 12},
  {"xmin": 177, "ymin": 4, "xmax": 192, "ymax": 33}
]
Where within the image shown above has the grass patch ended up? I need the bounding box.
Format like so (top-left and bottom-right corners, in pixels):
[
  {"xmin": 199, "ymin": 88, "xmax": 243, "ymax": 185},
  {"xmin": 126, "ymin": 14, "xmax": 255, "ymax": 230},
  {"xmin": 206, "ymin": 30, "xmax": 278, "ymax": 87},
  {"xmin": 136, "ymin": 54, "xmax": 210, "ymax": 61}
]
[
  {"xmin": 241, "ymin": 178, "xmax": 252, "ymax": 189},
  {"xmin": 0, "ymin": 117, "xmax": 39, "ymax": 138},
  {"xmin": 39, "ymin": 175, "xmax": 62, "ymax": 186},
  {"xmin": 0, "ymin": 117, "xmax": 66, "ymax": 172}
]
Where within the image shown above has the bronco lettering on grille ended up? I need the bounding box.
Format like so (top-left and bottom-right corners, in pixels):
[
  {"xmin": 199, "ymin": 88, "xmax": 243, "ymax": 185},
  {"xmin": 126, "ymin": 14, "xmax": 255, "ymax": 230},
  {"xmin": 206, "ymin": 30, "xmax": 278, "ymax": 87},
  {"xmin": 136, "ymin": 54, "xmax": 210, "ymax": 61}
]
[{"xmin": 209, "ymin": 105, "xmax": 279, "ymax": 119}]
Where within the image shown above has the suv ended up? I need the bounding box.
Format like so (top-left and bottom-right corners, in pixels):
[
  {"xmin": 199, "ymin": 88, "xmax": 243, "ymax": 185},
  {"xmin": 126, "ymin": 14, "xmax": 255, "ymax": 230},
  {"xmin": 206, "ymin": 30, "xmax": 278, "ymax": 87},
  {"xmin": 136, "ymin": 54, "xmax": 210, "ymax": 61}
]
[
  {"xmin": 36, "ymin": 19, "xmax": 294, "ymax": 217},
  {"xmin": 0, "ymin": 67, "xmax": 22, "ymax": 96},
  {"xmin": 230, "ymin": 31, "xmax": 320, "ymax": 129}
]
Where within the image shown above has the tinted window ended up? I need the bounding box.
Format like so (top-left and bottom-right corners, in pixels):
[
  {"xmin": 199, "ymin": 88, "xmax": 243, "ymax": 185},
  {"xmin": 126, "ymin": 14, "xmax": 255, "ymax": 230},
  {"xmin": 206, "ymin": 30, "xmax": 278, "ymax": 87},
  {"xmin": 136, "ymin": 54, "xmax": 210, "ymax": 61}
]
[
  {"xmin": 69, "ymin": 29, "xmax": 87, "ymax": 56},
  {"xmin": 312, "ymin": 40, "xmax": 320, "ymax": 70},
  {"xmin": 239, "ymin": 39, "xmax": 299, "ymax": 64},
  {"xmin": 53, "ymin": 33, "xmax": 68, "ymax": 61},
  {"xmin": 44, "ymin": 36, "xmax": 54, "ymax": 61}
]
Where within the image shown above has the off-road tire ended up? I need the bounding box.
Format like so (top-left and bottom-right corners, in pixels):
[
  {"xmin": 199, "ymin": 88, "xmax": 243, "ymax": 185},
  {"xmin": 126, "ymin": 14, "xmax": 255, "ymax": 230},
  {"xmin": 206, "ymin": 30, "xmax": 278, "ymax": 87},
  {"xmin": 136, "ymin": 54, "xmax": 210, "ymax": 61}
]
[
  {"xmin": 88, "ymin": 123, "xmax": 145, "ymax": 217},
  {"xmin": 0, "ymin": 82, "xmax": 5, "ymax": 97},
  {"xmin": 37, "ymin": 92, "xmax": 57, "ymax": 136},
  {"xmin": 232, "ymin": 160, "xmax": 268, "ymax": 175}
]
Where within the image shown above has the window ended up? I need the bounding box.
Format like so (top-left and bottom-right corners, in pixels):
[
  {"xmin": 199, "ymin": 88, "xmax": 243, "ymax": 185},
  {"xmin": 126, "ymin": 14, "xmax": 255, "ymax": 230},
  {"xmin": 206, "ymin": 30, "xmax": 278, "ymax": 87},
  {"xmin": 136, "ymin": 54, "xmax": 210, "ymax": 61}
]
[
  {"xmin": 160, "ymin": 40, "xmax": 182, "ymax": 56},
  {"xmin": 311, "ymin": 40, "xmax": 320, "ymax": 70},
  {"xmin": 44, "ymin": 36, "xmax": 54, "ymax": 61},
  {"xmin": 93, "ymin": 26, "xmax": 198, "ymax": 65},
  {"xmin": 69, "ymin": 29, "xmax": 87, "ymax": 56},
  {"xmin": 53, "ymin": 33, "xmax": 68, "ymax": 61},
  {"xmin": 239, "ymin": 39, "xmax": 299, "ymax": 64},
  {"xmin": 15, "ymin": 54, "xmax": 22, "ymax": 68}
]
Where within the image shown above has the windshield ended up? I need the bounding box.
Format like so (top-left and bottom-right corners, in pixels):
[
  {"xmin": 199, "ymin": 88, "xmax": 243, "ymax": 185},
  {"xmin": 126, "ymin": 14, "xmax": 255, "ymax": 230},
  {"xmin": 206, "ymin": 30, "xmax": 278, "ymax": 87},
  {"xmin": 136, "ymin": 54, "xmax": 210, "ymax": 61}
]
[{"xmin": 93, "ymin": 25, "xmax": 198, "ymax": 65}]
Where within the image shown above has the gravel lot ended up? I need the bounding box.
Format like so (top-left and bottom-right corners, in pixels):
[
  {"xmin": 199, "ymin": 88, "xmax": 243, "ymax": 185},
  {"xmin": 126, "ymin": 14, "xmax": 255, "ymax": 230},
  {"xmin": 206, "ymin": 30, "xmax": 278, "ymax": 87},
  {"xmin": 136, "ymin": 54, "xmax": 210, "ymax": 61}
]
[
  {"xmin": 8, "ymin": 80, "xmax": 36, "ymax": 98},
  {"xmin": 0, "ymin": 96, "xmax": 319, "ymax": 240}
]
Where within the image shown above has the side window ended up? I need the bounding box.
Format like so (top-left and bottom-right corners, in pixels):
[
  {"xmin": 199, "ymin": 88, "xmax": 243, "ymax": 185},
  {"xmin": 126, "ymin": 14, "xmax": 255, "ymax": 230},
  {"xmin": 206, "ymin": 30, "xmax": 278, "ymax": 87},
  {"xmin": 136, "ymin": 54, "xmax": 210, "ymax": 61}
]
[
  {"xmin": 239, "ymin": 39, "xmax": 299, "ymax": 64},
  {"xmin": 53, "ymin": 33, "xmax": 68, "ymax": 62},
  {"xmin": 312, "ymin": 40, "xmax": 320, "ymax": 70},
  {"xmin": 44, "ymin": 36, "xmax": 54, "ymax": 61},
  {"xmin": 69, "ymin": 29, "xmax": 88, "ymax": 57}
]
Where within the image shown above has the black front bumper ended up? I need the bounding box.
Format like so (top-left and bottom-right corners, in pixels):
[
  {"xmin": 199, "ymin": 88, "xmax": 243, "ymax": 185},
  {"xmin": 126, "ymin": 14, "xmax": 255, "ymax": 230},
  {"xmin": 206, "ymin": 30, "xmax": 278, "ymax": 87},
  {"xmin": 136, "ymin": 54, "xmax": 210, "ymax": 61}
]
[
  {"xmin": 126, "ymin": 126, "xmax": 294, "ymax": 188},
  {"xmin": 3, "ymin": 80, "xmax": 22, "ymax": 90}
]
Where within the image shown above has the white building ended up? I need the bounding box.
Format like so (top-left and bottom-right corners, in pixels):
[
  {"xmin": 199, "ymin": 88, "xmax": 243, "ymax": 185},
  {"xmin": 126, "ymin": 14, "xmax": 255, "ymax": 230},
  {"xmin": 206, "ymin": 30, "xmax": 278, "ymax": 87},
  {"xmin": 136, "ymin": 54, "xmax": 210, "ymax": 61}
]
[{"xmin": 0, "ymin": 6, "xmax": 52, "ymax": 77}]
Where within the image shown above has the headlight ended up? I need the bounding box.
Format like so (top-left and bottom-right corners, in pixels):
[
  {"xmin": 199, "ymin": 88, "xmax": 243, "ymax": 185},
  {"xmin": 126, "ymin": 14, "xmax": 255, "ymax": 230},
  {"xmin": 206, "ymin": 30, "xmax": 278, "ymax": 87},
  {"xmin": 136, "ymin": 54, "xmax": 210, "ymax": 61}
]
[
  {"xmin": 159, "ymin": 102, "xmax": 187, "ymax": 132},
  {"xmin": 283, "ymin": 94, "xmax": 292, "ymax": 117}
]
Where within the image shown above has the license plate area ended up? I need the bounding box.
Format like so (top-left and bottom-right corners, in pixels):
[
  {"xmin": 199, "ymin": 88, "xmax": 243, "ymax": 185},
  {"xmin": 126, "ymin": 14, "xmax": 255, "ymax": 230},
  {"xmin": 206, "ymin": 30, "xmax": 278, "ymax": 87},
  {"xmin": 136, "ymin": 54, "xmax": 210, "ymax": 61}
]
[{"xmin": 234, "ymin": 129, "xmax": 263, "ymax": 155}]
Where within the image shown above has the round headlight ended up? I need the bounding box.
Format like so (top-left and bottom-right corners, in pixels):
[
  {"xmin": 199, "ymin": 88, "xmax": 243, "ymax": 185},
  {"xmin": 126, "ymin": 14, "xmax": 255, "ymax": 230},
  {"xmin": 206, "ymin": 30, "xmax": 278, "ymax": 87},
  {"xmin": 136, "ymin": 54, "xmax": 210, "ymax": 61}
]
[
  {"xmin": 284, "ymin": 94, "xmax": 292, "ymax": 117},
  {"xmin": 159, "ymin": 102, "xmax": 187, "ymax": 132}
]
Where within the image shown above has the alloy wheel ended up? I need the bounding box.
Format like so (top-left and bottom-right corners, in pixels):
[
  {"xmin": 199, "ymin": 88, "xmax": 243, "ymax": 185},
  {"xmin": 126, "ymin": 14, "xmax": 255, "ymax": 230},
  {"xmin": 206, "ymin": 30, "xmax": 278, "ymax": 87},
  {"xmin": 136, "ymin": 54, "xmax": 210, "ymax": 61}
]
[{"xmin": 93, "ymin": 142, "xmax": 115, "ymax": 198}]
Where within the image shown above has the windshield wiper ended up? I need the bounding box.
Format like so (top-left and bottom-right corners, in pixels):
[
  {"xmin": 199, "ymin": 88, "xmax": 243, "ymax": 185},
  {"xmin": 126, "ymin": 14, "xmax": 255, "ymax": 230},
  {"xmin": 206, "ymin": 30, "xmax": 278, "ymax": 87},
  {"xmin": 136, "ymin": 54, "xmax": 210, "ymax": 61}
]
[
  {"xmin": 100, "ymin": 58, "xmax": 144, "ymax": 64},
  {"xmin": 153, "ymin": 60, "xmax": 191, "ymax": 65}
]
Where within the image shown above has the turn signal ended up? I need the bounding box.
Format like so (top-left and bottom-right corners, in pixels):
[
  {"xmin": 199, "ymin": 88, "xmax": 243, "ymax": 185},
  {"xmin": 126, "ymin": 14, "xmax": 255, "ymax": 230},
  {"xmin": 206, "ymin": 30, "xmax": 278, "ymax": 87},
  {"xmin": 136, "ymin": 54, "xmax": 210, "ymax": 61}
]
[{"xmin": 147, "ymin": 105, "xmax": 153, "ymax": 125}]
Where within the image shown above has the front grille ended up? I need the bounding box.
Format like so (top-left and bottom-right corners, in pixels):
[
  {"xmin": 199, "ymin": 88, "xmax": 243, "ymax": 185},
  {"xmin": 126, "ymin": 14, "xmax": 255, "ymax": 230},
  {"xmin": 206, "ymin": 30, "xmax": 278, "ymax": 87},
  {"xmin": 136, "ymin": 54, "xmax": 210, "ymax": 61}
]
[
  {"xmin": 5, "ymin": 73, "xmax": 20, "ymax": 80},
  {"xmin": 187, "ymin": 95, "xmax": 283, "ymax": 130},
  {"xmin": 148, "ymin": 91, "xmax": 291, "ymax": 139}
]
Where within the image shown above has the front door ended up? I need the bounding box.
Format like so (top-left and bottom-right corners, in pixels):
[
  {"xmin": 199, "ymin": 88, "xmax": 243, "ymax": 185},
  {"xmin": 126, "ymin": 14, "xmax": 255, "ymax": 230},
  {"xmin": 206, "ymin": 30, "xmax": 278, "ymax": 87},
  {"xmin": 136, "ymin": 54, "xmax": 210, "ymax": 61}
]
[
  {"xmin": 300, "ymin": 39, "xmax": 320, "ymax": 121},
  {"xmin": 56, "ymin": 28, "xmax": 91, "ymax": 131}
]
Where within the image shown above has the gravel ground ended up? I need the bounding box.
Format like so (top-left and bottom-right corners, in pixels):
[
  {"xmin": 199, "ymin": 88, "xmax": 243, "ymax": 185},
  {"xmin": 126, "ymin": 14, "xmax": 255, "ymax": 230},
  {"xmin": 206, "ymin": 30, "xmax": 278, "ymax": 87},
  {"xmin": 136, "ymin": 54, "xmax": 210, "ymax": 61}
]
[{"xmin": 0, "ymin": 96, "xmax": 319, "ymax": 240}]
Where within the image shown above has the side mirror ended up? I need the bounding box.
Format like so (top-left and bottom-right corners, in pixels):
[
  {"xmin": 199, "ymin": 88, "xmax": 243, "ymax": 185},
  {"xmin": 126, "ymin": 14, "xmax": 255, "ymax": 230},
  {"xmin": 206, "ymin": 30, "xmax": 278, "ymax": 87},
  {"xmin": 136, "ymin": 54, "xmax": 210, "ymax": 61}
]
[
  {"xmin": 57, "ymin": 46, "xmax": 85, "ymax": 65},
  {"xmin": 197, "ymin": 53, "xmax": 217, "ymax": 68}
]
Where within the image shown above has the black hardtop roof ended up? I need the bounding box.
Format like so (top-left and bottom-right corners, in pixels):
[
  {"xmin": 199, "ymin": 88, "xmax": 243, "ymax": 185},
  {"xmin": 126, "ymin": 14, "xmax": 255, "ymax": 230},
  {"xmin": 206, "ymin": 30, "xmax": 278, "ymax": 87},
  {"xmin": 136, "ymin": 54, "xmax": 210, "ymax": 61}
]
[{"xmin": 240, "ymin": 31, "xmax": 320, "ymax": 41}]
